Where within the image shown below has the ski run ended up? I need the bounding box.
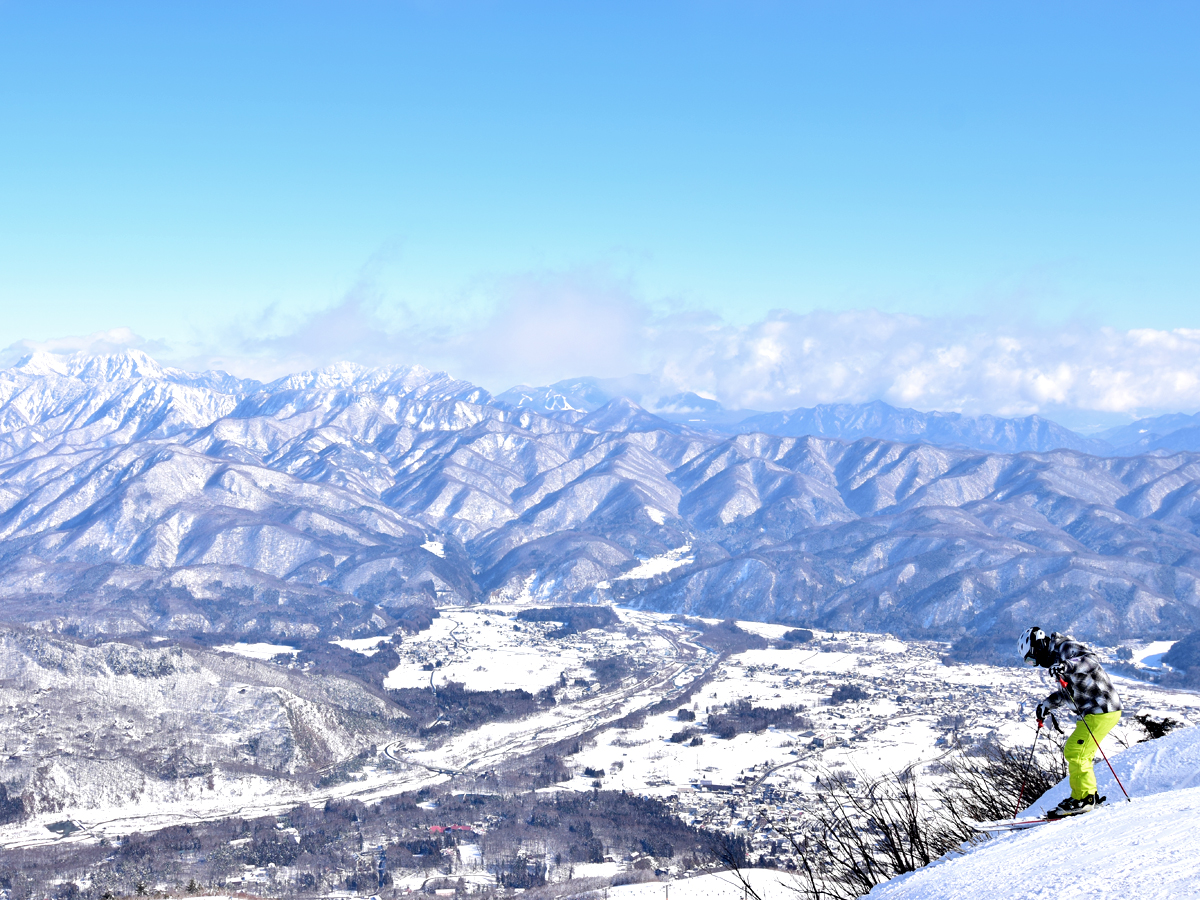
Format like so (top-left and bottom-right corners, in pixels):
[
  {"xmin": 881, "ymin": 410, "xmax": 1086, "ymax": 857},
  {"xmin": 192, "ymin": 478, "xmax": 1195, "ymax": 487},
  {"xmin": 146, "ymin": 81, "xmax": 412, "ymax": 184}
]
[{"xmin": 861, "ymin": 720, "xmax": 1200, "ymax": 899}]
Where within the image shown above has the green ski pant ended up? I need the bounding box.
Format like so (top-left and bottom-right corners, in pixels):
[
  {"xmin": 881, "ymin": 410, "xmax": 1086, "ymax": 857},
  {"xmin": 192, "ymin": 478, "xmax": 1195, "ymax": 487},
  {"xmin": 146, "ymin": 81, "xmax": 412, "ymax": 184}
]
[{"xmin": 1063, "ymin": 710, "xmax": 1121, "ymax": 799}]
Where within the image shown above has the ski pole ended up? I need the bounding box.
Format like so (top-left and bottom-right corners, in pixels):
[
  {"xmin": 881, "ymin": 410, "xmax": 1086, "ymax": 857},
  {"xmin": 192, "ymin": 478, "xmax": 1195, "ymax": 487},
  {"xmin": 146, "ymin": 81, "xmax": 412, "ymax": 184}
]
[
  {"xmin": 1058, "ymin": 676, "xmax": 1131, "ymax": 802},
  {"xmin": 1013, "ymin": 719, "xmax": 1043, "ymax": 818}
]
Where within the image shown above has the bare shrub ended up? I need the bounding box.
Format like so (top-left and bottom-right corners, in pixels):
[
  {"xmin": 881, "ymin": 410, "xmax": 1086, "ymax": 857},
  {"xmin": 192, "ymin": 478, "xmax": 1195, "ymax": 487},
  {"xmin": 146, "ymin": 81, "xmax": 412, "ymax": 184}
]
[
  {"xmin": 716, "ymin": 736, "xmax": 1068, "ymax": 900},
  {"xmin": 1135, "ymin": 712, "xmax": 1181, "ymax": 741},
  {"xmin": 778, "ymin": 767, "xmax": 970, "ymax": 899},
  {"xmin": 936, "ymin": 734, "xmax": 1067, "ymax": 827}
]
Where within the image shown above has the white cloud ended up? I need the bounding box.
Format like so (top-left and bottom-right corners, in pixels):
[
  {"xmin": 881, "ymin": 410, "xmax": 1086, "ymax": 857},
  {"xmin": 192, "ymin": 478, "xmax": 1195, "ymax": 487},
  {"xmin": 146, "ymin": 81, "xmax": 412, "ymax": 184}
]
[
  {"xmin": 0, "ymin": 327, "xmax": 156, "ymax": 367},
  {"xmin": 156, "ymin": 269, "xmax": 649, "ymax": 389},
  {"xmin": 7, "ymin": 272, "xmax": 1200, "ymax": 421},
  {"xmin": 660, "ymin": 313, "xmax": 1200, "ymax": 418}
]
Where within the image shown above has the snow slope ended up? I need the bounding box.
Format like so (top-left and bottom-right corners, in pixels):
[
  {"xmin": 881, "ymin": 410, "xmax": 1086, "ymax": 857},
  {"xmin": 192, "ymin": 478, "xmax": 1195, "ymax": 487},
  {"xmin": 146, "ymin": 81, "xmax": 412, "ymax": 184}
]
[{"xmin": 867, "ymin": 724, "xmax": 1200, "ymax": 899}]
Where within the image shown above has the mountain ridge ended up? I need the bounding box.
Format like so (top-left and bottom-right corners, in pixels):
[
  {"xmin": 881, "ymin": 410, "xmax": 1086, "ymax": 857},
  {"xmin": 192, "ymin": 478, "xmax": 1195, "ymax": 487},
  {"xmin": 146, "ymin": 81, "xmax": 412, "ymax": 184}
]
[
  {"xmin": 498, "ymin": 376, "xmax": 1200, "ymax": 454},
  {"xmin": 3, "ymin": 351, "xmax": 1200, "ymax": 646}
]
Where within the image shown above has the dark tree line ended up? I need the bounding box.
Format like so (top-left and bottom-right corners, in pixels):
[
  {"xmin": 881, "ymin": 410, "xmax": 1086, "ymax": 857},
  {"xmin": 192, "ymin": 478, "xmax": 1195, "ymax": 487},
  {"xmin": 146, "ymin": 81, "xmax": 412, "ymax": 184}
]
[
  {"xmin": 828, "ymin": 684, "xmax": 868, "ymax": 705},
  {"xmin": 515, "ymin": 606, "xmax": 619, "ymax": 637},
  {"xmin": 389, "ymin": 681, "xmax": 547, "ymax": 737},
  {"xmin": 0, "ymin": 786, "xmax": 25, "ymax": 825},
  {"xmin": 707, "ymin": 700, "xmax": 812, "ymax": 740},
  {"xmin": 692, "ymin": 619, "xmax": 770, "ymax": 653}
]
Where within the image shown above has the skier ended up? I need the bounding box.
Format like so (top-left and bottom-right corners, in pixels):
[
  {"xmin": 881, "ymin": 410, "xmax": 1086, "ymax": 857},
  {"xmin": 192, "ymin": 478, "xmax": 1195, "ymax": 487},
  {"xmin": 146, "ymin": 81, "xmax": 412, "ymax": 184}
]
[{"xmin": 1017, "ymin": 626, "xmax": 1122, "ymax": 817}]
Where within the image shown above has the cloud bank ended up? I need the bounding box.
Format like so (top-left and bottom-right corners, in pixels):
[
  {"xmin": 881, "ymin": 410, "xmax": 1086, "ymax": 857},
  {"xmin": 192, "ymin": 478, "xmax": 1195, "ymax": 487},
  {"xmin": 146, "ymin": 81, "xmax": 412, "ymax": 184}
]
[
  {"xmin": 651, "ymin": 309, "xmax": 1200, "ymax": 422},
  {"xmin": 6, "ymin": 271, "xmax": 1200, "ymax": 424}
]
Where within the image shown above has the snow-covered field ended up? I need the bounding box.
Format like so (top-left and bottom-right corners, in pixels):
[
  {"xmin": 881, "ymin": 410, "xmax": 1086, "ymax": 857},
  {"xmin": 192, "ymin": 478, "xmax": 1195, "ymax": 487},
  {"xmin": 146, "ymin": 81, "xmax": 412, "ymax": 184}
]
[
  {"xmin": 1131, "ymin": 639, "xmax": 1177, "ymax": 669},
  {"xmin": 381, "ymin": 609, "xmax": 633, "ymax": 692},
  {"xmin": 330, "ymin": 634, "xmax": 394, "ymax": 656},
  {"xmin": 213, "ymin": 641, "xmax": 300, "ymax": 660},
  {"xmin": 614, "ymin": 545, "xmax": 696, "ymax": 582}
]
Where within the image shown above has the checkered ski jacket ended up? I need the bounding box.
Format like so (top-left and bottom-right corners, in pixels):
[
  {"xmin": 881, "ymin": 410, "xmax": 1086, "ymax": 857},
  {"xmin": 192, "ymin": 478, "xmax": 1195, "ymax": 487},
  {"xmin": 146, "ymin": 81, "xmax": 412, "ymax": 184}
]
[{"xmin": 1041, "ymin": 632, "xmax": 1122, "ymax": 717}]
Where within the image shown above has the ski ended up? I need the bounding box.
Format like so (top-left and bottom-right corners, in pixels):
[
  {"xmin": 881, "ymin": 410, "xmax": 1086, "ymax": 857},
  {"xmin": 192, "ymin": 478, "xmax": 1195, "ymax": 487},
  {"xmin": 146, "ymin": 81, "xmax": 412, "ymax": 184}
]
[
  {"xmin": 967, "ymin": 816, "xmax": 1056, "ymax": 831},
  {"xmin": 970, "ymin": 795, "xmax": 1109, "ymax": 831}
]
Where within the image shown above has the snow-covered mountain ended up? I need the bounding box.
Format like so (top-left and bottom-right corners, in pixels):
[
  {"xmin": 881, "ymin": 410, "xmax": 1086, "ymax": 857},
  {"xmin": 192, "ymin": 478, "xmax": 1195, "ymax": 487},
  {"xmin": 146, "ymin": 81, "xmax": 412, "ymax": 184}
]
[
  {"xmin": 1095, "ymin": 411, "xmax": 1200, "ymax": 455},
  {"xmin": 733, "ymin": 400, "xmax": 1106, "ymax": 454},
  {"xmin": 499, "ymin": 377, "xmax": 1200, "ymax": 454},
  {"xmin": 0, "ymin": 626, "xmax": 400, "ymax": 816},
  {"xmin": 3, "ymin": 351, "xmax": 1200, "ymax": 644},
  {"xmin": 495, "ymin": 378, "xmax": 758, "ymax": 429},
  {"xmin": 743, "ymin": 402, "xmax": 1200, "ymax": 455}
]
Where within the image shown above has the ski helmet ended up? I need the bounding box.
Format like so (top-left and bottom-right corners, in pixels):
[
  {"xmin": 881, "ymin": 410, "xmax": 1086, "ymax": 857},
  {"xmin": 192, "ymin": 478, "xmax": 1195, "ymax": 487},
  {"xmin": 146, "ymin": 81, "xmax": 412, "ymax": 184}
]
[{"xmin": 1017, "ymin": 626, "xmax": 1046, "ymax": 666}]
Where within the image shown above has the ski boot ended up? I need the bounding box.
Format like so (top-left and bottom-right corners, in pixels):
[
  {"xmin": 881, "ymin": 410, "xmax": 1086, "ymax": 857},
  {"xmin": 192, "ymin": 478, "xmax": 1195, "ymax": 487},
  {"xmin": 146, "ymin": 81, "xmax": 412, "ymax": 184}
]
[{"xmin": 1047, "ymin": 793, "xmax": 1106, "ymax": 819}]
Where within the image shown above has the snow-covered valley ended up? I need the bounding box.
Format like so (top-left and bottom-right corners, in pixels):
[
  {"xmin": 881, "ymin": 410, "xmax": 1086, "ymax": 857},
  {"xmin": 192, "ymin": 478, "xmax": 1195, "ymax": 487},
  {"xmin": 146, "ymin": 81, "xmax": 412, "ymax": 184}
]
[{"xmin": 1, "ymin": 604, "xmax": 1196, "ymax": 898}]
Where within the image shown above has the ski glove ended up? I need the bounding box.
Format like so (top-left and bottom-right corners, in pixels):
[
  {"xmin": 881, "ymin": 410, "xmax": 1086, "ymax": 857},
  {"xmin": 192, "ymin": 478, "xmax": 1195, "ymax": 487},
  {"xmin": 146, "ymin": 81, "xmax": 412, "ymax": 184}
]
[
  {"xmin": 1036, "ymin": 702, "xmax": 1050, "ymax": 723},
  {"xmin": 1048, "ymin": 662, "xmax": 1067, "ymax": 680}
]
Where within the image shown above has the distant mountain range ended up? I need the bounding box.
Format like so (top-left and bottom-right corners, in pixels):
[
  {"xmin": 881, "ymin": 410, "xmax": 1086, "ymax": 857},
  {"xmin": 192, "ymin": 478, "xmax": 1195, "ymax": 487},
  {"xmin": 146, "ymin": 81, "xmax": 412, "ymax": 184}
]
[
  {"xmin": 2, "ymin": 350, "xmax": 1200, "ymax": 646},
  {"xmin": 496, "ymin": 377, "xmax": 1200, "ymax": 455}
]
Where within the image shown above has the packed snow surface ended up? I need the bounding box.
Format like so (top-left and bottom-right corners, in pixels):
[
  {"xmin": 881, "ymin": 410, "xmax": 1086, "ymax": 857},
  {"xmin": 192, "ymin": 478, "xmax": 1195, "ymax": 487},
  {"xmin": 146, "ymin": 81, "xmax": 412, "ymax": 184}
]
[{"xmin": 867, "ymin": 724, "xmax": 1200, "ymax": 899}]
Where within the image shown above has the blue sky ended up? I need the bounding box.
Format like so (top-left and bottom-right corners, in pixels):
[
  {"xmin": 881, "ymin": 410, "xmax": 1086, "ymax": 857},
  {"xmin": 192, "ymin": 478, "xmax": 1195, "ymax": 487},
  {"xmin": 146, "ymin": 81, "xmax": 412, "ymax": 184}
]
[{"xmin": 1, "ymin": 2, "xmax": 1198, "ymax": 419}]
